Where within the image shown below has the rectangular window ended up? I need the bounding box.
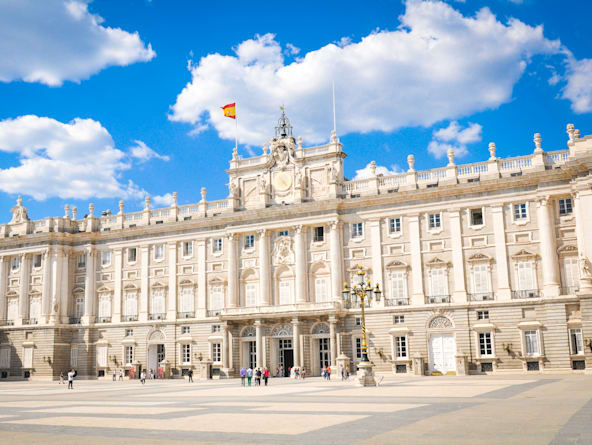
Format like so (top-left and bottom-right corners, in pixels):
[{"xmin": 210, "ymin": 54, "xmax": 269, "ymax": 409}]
[
  {"xmin": 477, "ymin": 310, "xmax": 489, "ymax": 320},
  {"xmin": 124, "ymin": 292, "xmax": 138, "ymax": 318},
  {"xmin": 513, "ymin": 203, "xmax": 528, "ymax": 220},
  {"xmin": 245, "ymin": 283, "xmax": 258, "ymax": 307},
  {"xmin": 77, "ymin": 254, "xmax": 86, "ymax": 268},
  {"xmin": 212, "ymin": 324, "xmax": 221, "ymax": 333},
  {"xmin": 313, "ymin": 226, "xmax": 324, "ymax": 242},
  {"xmin": 151, "ymin": 289, "xmax": 166, "ymax": 314},
  {"xmin": 33, "ymin": 254, "xmax": 42, "ymax": 268},
  {"xmin": 470, "ymin": 209, "xmax": 484, "ymax": 226},
  {"xmin": 279, "ymin": 230, "xmax": 289, "ymax": 237},
  {"xmin": 396, "ymin": 336, "xmax": 408, "ymax": 359},
  {"xmin": 11, "ymin": 256, "xmax": 19, "ymax": 271},
  {"xmin": 101, "ymin": 251, "xmax": 111, "ymax": 266},
  {"xmin": 351, "ymin": 222, "xmax": 363, "ymax": 238},
  {"xmin": 180, "ymin": 287, "xmax": 194, "ymax": 313},
  {"xmin": 472, "ymin": 264, "xmax": 490, "ymax": 295},
  {"xmin": 213, "ymin": 238, "xmax": 223, "ymax": 253},
  {"xmin": 210, "ymin": 286, "xmax": 224, "ymax": 310},
  {"xmin": 393, "ymin": 315, "xmax": 405, "ymax": 324},
  {"xmin": 182, "ymin": 344, "xmax": 191, "ymax": 364},
  {"xmin": 128, "ymin": 248, "xmax": 137, "ymax": 263},
  {"xmin": 0, "ymin": 348, "xmax": 10, "ymax": 369},
  {"xmin": 154, "ymin": 244, "xmax": 164, "ymax": 260},
  {"xmin": 355, "ymin": 316, "xmax": 362, "ymax": 327},
  {"xmin": 183, "ymin": 241, "xmax": 193, "ymax": 257},
  {"xmin": 563, "ymin": 256, "xmax": 580, "ymax": 291},
  {"xmin": 389, "ymin": 217, "xmax": 402, "ymax": 234},
  {"xmin": 517, "ymin": 261, "xmax": 535, "ymax": 291},
  {"xmin": 355, "ymin": 337, "xmax": 362, "ymax": 360},
  {"xmin": 314, "ymin": 277, "xmax": 329, "ymax": 303},
  {"xmin": 244, "ymin": 234, "xmax": 255, "ymax": 249},
  {"xmin": 75, "ymin": 296, "xmax": 84, "ymax": 318},
  {"xmin": 212, "ymin": 343, "xmax": 221, "ymax": 362},
  {"xmin": 125, "ymin": 329, "xmax": 133, "ymax": 337},
  {"xmin": 559, "ymin": 198, "xmax": 573, "ymax": 216},
  {"xmin": 279, "ymin": 280, "xmax": 293, "ymax": 305},
  {"xmin": 524, "ymin": 330, "xmax": 540, "ymax": 356},
  {"xmin": 124, "ymin": 346, "xmax": 134, "ymax": 365},
  {"xmin": 428, "ymin": 213, "xmax": 441, "ymax": 229},
  {"xmin": 182, "ymin": 326, "xmax": 190, "ymax": 334},
  {"xmin": 479, "ymin": 332, "xmax": 493, "ymax": 356},
  {"xmin": 430, "ymin": 268, "xmax": 448, "ymax": 296},
  {"xmin": 569, "ymin": 328, "xmax": 584, "ymax": 355},
  {"xmin": 390, "ymin": 271, "xmax": 407, "ymax": 300}
]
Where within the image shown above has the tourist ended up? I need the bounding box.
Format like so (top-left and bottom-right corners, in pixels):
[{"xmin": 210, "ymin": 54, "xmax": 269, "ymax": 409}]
[
  {"xmin": 327, "ymin": 366, "xmax": 332, "ymax": 380},
  {"xmin": 240, "ymin": 367, "xmax": 246, "ymax": 386},
  {"xmin": 255, "ymin": 368, "xmax": 262, "ymax": 386},
  {"xmin": 113, "ymin": 369, "xmax": 117, "ymax": 381},
  {"xmin": 67, "ymin": 369, "xmax": 75, "ymax": 389},
  {"xmin": 279, "ymin": 364, "xmax": 283, "ymax": 377},
  {"xmin": 59, "ymin": 371, "xmax": 64, "ymax": 384},
  {"xmin": 322, "ymin": 365, "xmax": 327, "ymax": 380},
  {"xmin": 119, "ymin": 369, "xmax": 124, "ymax": 381},
  {"xmin": 341, "ymin": 366, "xmax": 345, "ymax": 381},
  {"xmin": 302, "ymin": 368, "xmax": 306, "ymax": 379},
  {"xmin": 247, "ymin": 367, "xmax": 253, "ymax": 386},
  {"xmin": 188, "ymin": 369, "xmax": 193, "ymax": 383},
  {"xmin": 140, "ymin": 370, "xmax": 146, "ymax": 384},
  {"xmin": 263, "ymin": 367, "xmax": 269, "ymax": 386}
]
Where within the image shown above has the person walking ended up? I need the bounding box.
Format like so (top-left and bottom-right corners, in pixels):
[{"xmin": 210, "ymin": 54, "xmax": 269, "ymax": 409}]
[
  {"xmin": 59, "ymin": 371, "xmax": 64, "ymax": 384},
  {"xmin": 263, "ymin": 367, "xmax": 269, "ymax": 386},
  {"xmin": 247, "ymin": 367, "xmax": 253, "ymax": 386},
  {"xmin": 140, "ymin": 370, "xmax": 146, "ymax": 384},
  {"xmin": 188, "ymin": 369, "xmax": 193, "ymax": 383},
  {"xmin": 67, "ymin": 369, "xmax": 75, "ymax": 389},
  {"xmin": 302, "ymin": 368, "xmax": 306, "ymax": 379},
  {"xmin": 322, "ymin": 366, "xmax": 327, "ymax": 380},
  {"xmin": 327, "ymin": 365, "xmax": 332, "ymax": 381},
  {"xmin": 255, "ymin": 368, "xmax": 262, "ymax": 386},
  {"xmin": 119, "ymin": 369, "xmax": 124, "ymax": 381},
  {"xmin": 341, "ymin": 366, "xmax": 345, "ymax": 381},
  {"xmin": 113, "ymin": 369, "xmax": 117, "ymax": 381},
  {"xmin": 240, "ymin": 367, "xmax": 246, "ymax": 386}
]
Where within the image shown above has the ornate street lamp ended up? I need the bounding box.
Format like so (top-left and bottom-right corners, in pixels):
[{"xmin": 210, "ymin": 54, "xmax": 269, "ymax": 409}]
[{"xmin": 342, "ymin": 265, "xmax": 381, "ymax": 386}]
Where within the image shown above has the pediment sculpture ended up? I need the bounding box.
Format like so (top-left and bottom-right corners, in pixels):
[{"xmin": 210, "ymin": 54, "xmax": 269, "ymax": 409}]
[
  {"xmin": 10, "ymin": 196, "xmax": 29, "ymax": 224},
  {"xmin": 273, "ymin": 235, "xmax": 294, "ymax": 264}
]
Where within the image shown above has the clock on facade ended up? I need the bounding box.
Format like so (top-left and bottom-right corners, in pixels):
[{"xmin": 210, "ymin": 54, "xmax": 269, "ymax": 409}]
[{"xmin": 274, "ymin": 171, "xmax": 292, "ymax": 191}]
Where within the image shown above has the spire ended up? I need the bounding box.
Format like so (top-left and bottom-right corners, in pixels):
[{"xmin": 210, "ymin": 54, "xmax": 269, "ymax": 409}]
[{"xmin": 275, "ymin": 106, "xmax": 293, "ymax": 139}]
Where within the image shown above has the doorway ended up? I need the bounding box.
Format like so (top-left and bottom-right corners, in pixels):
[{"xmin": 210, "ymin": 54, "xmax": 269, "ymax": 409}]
[
  {"xmin": 319, "ymin": 338, "xmax": 330, "ymax": 371},
  {"xmin": 148, "ymin": 344, "xmax": 165, "ymax": 376},
  {"xmin": 279, "ymin": 339, "xmax": 293, "ymax": 376},
  {"xmin": 428, "ymin": 334, "xmax": 456, "ymax": 374}
]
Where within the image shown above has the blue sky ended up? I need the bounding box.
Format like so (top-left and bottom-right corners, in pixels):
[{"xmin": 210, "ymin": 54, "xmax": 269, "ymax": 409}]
[{"xmin": 0, "ymin": 0, "xmax": 590, "ymax": 220}]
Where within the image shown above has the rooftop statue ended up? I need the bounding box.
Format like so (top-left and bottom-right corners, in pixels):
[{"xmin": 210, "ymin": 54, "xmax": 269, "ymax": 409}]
[{"xmin": 10, "ymin": 196, "xmax": 29, "ymax": 224}]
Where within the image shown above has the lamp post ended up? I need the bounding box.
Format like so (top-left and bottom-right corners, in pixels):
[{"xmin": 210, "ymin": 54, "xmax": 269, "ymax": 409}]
[{"xmin": 342, "ymin": 265, "xmax": 381, "ymax": 386}]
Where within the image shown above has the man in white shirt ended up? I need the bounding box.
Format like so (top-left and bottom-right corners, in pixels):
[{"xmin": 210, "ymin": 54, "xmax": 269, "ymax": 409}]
[{"xmin": 67, "ymin": 369, "xmax": 75, "ymax": 389}]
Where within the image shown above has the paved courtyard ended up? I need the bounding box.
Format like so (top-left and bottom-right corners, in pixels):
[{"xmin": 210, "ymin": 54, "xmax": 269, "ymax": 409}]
[{"xmin": 0, "ymin": 374, "xmax": 590, "ymax": 444}]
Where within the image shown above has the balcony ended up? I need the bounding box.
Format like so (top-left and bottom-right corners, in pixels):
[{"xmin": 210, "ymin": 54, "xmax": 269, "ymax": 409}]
[
  {"xmin": 511, "ymin": 289, "xmax": 540, "ymax": 299},
  {"xmin": 177, "ymin": 312, "xmax": 195, "ymax": 319},
  {"xmin": 6, "ymin": 320, "xmax": 15, "ymax": 326},
  {"xmin": 221, "ymin": 302, "xmax": 338, "ymax": 316},
  {"xmin": 69, "ymin": 317, "xmax": 81, "ymax": 324},
  {"xmin": 560, "ymin": 286, "xmax": 579, "ymax": 295},
  {"xmin": 21, "ymin": 318, "xmax": 30, "ymax": 325},
  {"xmin": 425, "ymin": 295, "xmax": 450, "ymax": 304},
  {"xmin": 97, "ymin": 317, "xmax": 111, "ymax": 323},
  {"xmin": 148, "ymin": 313, "xmax": 165, "ymax": 321},
  {"xmin": 384, "ymin": 298, "xmax": 409, "ymax": 306},
  {"xmin": 468, "ymin": 292, "xmax": 495, "ymax": 302},
  {"xmin": 206, "ymin": 310, "xmax": 222, "ymax": 317},
  {"xmin": 124, "ymin": 315, "xmax": 138, "ymax": 322}
]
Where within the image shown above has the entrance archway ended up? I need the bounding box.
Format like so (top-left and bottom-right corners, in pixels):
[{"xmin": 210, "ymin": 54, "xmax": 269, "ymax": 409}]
[
  {"xmin": 427, "ymin": 316, "xmax": 456, "ymax": 374},
  {"xmin": 270, "ymin": 323, "xmax": 293, "ymax": 376},
  {"xmin": 147, "ymin": 330, "xmax": 166, "ymax": 377}
]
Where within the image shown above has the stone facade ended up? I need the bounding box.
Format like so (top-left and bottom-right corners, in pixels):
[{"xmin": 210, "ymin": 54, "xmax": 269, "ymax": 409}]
[{"xmin": 1, "ymin": 116, "xmax": 592, "ymax": 379}]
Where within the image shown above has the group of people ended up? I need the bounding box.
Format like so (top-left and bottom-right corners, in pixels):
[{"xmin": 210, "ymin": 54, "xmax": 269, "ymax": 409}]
[
  {"xmin": 58, "ymin": 369, "xmax": 77, "ymax": 389},
  {"xmin": 239, "ymin": 367, "xmax": 270, "ymax": 386},
  {"xmin": 321, "ymin": 365, "xmax": 332, "ymax": 380},
  {"xmin": 111, "ymin": 369, "xmax": 125, "ymax": 381}
]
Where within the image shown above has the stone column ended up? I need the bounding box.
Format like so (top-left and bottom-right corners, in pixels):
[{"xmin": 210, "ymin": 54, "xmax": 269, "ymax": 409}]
[
  {"xmin": 491, "ymin": 205, "xmax": 511, "ymax": 300},
  {"xmin": 227, "ymin": 233, "xmax": 238, "ymax": 308},
  {"xmin": 17, "ymin": 254, "xmax": 30, "ymax": 324},
  {"xmin": 295, "ymin": 225, "xmax": 308, "ymax": 303},
  {"xmin": 41, "ymin": 250, "xmax": 51, "ymax": 323},
  {"xmin": 258, "ymin": 230, "xmax": 271, "ymax": 306},
  {"xmin": 408, "ymin": 214, "xmax": 424, "ymax": 304},
  {"xmin": 227, "ymin": 328, "xmax": 234, "ymax": 371},
  {"xmin": 196, "ymin": 239, "xmax": 207, "ymax": 317},
  {"xmin": 59, "ymin": 249, "xmax": 69, "ymax": 324},
  {"xmin": 83, "ymin": 247, "xmax": 95, "ymax": 324},
  {"xmin": 330, "ymin": 221, "xmax": 343, "ymax": 302},
  {"xmin": 167, "ymin": 242, "xmax": 177, "ymax": 320},
  {"xmin": 448, "ymin": 209, "xmax": 467, "ymax": 302},
  {"xmin": 0, "ymin": 257, "xmax": 6, "ymax": 323},
  {"xmin": 49, "ymin": 249, "xmax": 62, "ymax": 324},
  {"xmin": 369, "ymin": 219, "xmax": 384, "ymax": 304},
  {"xmin": 537, "ymin": 197, "xmax": 560, "ymax": 297},
  {"xmin": 292, "ymin": 318, "xmax": 301, "ymax": 368},
  {"xmin": 140, "ymin": 245, "xmax": 149, "ymax": 321},
  {"xmin": 329, "ymin": 316, "xmax": 337, "ymax": 367},
  {"xmin": 255, "ymin": 319, "xmax": 263, "ymax": 369},
  {"xmin": 113, "ymin": 248, "xmax": 122, "ymax": 323},
  {"xmin": 222, "ymin": 324, "xmax": 229, "ymax": 369}
]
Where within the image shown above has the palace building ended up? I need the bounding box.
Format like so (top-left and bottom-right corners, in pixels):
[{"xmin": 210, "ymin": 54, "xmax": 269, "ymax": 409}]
[{"xmin": 1, "ymin": 113, "xmax": 592, "ymax": 380}]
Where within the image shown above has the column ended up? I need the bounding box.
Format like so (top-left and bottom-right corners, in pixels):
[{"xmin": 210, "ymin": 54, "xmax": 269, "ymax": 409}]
[
  {"xmin": 329, "ymin": 221, "xmax": 343, "ymax": 301},
  {"xmin": 227, "ymin": 233, "xmax": 238, "ymax": 308},
  {"xmin": 329, "ymin": 316, "xmax": 337, "ymax": 367},
  {"xmin": 448, "ymin": 209, "xmax": 467, "ymax": 301},
  {"xmin": 292, "ymin": 318, "xmax": 301, "ymax": 368},
  {"xmin": 41, "ymin": 250, "xmax": 51, "ymax": 323},
  {"xmin": 255, "ymin": 319, "xmax": 263, "ymax": 369},
  {"xmin": 222, "ymin": 324, "xmax": 229, "ymax": 369},
  {"xmin": 295, "ymin": 225, "xmax": 307, "ymax": 303},
  {"xmin": 196, "ymin": 239, "xmax": 207, "ymax": 317},
  {"xmin": 83, "ymin": 247, "xmax": 95, "ymax": 324},
  {"xmin": 369, "ymin": 219, "xmax": 384, "ymax": 303},
  {"xmin": 227, "ymin": 328, "xmax": 234, "ymax": 370},
  {"xmin": 140, "ymin": 245, "xmax": 149, "ymax": 321},
  {"xmin": 49, "ymin": 249, "xmax": 62, "ymax": 324},
  {"xmin": 18, "ymin": 253, "xmax": 30, "ymax": 323},
  {"xmin": 258, "ymin": 230, "xmax": 271, "ymax": 305},
  {"xmin": 167, "ymin": 242, "xmax": 177, "ymax": 320},
  {"xmin": 60, "ymin": 249, "xmax": 69, "ymax": 323},
  {"xmin": 113, "ymin": 248, "xmax": 122, "ymax": 323},
  {"xmin": 491, "ymin": 205, "xmax": 511, "ymax": 300},
  {"xmin": 537, "ymin": 197, "xmax": 560, "ymax": 297},
  {"xmin": 408, "ymin": 214, "xmax": 424, "ymax": 304},
  {"xmin": 0, "ymin": 257, "xmax": 6, "ymax": 323}
]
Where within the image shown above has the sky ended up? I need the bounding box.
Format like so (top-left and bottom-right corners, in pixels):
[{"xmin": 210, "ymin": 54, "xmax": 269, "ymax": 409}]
[{"xmin": 0, "ymin": 0, "xmax": 591, "ymax": 221}]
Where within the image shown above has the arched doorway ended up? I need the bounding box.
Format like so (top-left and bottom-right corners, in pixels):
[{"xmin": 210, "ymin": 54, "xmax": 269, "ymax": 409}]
[
  {"xmin": 147, "ymin": 330, "xmax": 166, "ymax": 377},
  {"xmin": 270, "ymin": 323, "xmax": 293, "ymax": 376},
  {"xmin": 427, "ymin": 316, "xmax": 456, "ymax": 375},
  {"xmin": 310, "ymin": 322, "xmax": 331, "ymax": 376}
]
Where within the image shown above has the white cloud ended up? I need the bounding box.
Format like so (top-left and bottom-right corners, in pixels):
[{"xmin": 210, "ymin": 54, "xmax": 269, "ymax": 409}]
[
  {"xmin": 353, "ymin": 162, "xmax": 402, "ymax": 180},
  {"xmin": 0, "ymin": 0, "xmax": 155, "ymax": 86},
  {"xmin": 0, "ymin": 115, "xmax": 146, "ymax": 201},
  {"xmin": 285, "ymin": 43, "xmax": 300, "ymax": 56},
  {"xmin": 169, "ymin": 0, "xmax": 564, "ymax": 146},
  {"xmin": 129, "ymin": 140, "xmax": 170, "ymax": 162},
  {"xmin": 428, "ymin": 121, "xmax": 482, "ymax": 159},
  {"xmin": 562, "ymin": 57, "xmax": 592, "ymax": 113},
  {"xmin": 152, "ymin": 193, "xmax": 175, "ymax": 207}
]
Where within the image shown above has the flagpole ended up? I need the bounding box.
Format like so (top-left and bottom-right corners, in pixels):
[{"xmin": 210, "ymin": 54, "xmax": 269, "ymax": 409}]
[{"xmin": 235, "ymin": 103, "xmax": 238, "ymax": 153}]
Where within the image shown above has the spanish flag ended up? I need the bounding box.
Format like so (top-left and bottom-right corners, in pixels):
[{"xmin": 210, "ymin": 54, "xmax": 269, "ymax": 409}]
[{"xmin": 221, "ymin": 103, "xmax": 236, "ymax": 119}]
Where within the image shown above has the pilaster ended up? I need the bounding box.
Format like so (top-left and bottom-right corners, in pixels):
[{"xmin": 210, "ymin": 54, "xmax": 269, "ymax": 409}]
[
  {"xmin": 491, "ymin": 205, "xmax": 511, "ymax": 300},
  {"xmin": 368, "ymin": 219, "xmax": 384, "ymax": 304},
  {"xmin": 18, "ymin": 253, "xmax": 30, "ymax": 324},
  {"xmin": 140, "ymin": 245, "xmax": 149, "ymax": 321},
  {"xmin": 0, "ymin": 257, "xmax": 6, "ymax": 323},
  {"xmin": 227, "ymin": 233, "xmax": 238, "ymax": 308},
  {"xmin": 408, "ymin": 214, "xmax": 424, "ymax": 304},
  {"xmin": 329, "ymin": 221, "xmax": 343, "ymax": 302},
  {"xmin": 329, "ymin": 315, "xmax": 337, "ymax": 367},
  {"xmin": 41, "ymin": 250, "xmax": 51, "ymax": 323},
  {"xmin": 167, "ymin": 242, "xmax": 177, "ymax": 320},
  {"xmin": 82, "ymin": 247, "xmax": 95, "ymax": 325},
  {"xmin": 537, "ymin": 196, "xmax": 560, "ymax": 297},
  {"xmin": 255, "ymin": 319, "xmax": 263, "ymax": 369},
  {"xmin": 258, "ymin": 230, "xmax": 271, "ymax": 306},
  {"xmin": 292, "ymin": 318, "xmax": 301, "ymax": 368},
  {"xmin": 448, "ymin": 209, "xmax": 467, "ymax": 302},
  {"xmin": 294, "ymin": 225, "xmax": 308, "ymax": 303},
  {"xmin": 196, "ymin": 239, "xmax": 207, "ymax": 317},
  {"xmin": 113, "ymin": 248, "xmax": 122, "ymax": 323}
]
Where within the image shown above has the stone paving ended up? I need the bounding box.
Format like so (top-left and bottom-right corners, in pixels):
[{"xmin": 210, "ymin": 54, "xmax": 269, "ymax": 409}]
[{"xmin": 0, "ymin": 374, "xmax": 591, "ymax": 444}]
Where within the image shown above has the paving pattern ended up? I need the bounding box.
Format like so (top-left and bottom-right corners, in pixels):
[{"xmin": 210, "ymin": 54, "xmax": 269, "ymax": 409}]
[{"xmin": 0, "ymin": 374, "xmax": 591, "ymax": 444}]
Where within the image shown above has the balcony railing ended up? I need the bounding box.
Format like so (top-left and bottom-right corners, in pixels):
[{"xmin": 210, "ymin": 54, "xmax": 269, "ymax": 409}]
[
  {"xmin": 6, "ymin": 319, "xmax": 15, "ymax": 326},
  {"xmin": 560, "ymin": 286, "xmax": 579, "ymax": 295},
  {"xmin": 97, "ymin": 317, "xmax": 111, "ymax": 323},
  {"xmin": 148, "ymin": 313, "xmax": 165, "ymax": 321},
  {"xmin": 124, "ymin": 315, "xmax": 138, "ymax": 322},
  {"xmin": 425, "ymin": 295, "xmax": 450, "ymax": 304},
  {"xmin": 206, "ymin": 310, "xmax": 222, "ymax": 317},
  {"xmin": 69, "ymin": 317, "xmax": 81, "ymax": 324},
  {"xmin": 177, "ymin": 311, "xmax": 195, "ymax": 319},
  {"xmin": 384, "ymin": 298, "xmax": 409, "ymax": 306},
  {"xmin": 511, "ymin": 289, "xmax": 540, "ymax": 299},
  {"xmin": 21, "ymin": 318, "xmax": 30, "ymax": 325},
  {"xmin": 468, "ymin": 292, "xmax": 495, "ymax": 302}
]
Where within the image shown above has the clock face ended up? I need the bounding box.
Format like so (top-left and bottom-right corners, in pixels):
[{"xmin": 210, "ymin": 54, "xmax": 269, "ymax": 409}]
[{"xmin": 274, "ymin": 172, "xmax": 292, "ymax": 191}]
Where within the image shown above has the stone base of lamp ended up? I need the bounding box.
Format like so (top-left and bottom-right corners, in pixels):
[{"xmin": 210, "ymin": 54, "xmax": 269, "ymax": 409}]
[{"xmin": 356, "ymin": 360, "xmax": 376, "ymax": 387}]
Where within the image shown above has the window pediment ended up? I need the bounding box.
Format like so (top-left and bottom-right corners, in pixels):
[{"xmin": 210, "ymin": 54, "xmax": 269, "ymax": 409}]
[
  {"xmin": 467, "ymin": 253, "xmax": 492, "ymax": 263},
  {"xmin": 151, "ymin": 281, "xmax": 167, "ymax": 289},
  {"xmin": 557, "ymin": 245, "xmax": 578, "ymax": 256},
  {"xmin": 386, "ymin": 260, "xmax": 408, "ymax": 270},
  {"xmin": 511, "ymin": 249, "xmax": 538, "ymax": 260},
  {"xmin": 425, "ymin": 257, "xmax": 450, "ymax": 268}
]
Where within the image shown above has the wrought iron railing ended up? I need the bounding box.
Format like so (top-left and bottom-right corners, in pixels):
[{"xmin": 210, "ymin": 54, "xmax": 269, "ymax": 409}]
[
  {"xmin": 98, "ymin": 317, "xmax": 112, "ymax": 323},
  {"xmin": 425, "ymin": 295, "xmax": 450, "ymax": 304},
  {"xmin": 177, "ymin": 312, "xmax": 195, "ymax": 319},
  {"xmin": 384, "ymin": 298, "xmax": 409, "ymax": 306},
  {"xmin": 69, "ymin": 317, "xmax": 81, "ymax": 324},
  {"xmin": 468, "ymin": 292, "xmax": 495, "ymax": 302},
  {"xmin": 148, "ymin": 313, "xmax": 165, "ymax": 321},
  {"xmin": 511, "ymin": 289, "xmax": 539, "ymax": 299}
]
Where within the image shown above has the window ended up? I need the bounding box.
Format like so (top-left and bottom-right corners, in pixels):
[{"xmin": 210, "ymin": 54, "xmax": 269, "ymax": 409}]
[
  {"xmin": 428, "ymin": 213, "xmax": 441, "ymax": 229},
  {"xmin": 472, "ymin": 264, "xmax": 490, "ymax": 296},
  {"xmin": 279, "ymin": 280, "xmax": 293, "ymax": 305},
  {"xmin": 182, "ymin": 344, "xmax": 191, "ymax": 364},
  {"xmin": 470, "ymin": 209, "xmax": 483, "ymax": 226},
  {"xmin": 154, "ymin": 244, "xmax": 164, "ymax": 260},
  {"xmin": 210, "ymin": 285, "xmax": 224, "ymax": 310},
  {"xmin": 0, "ymin": 348, "xmax": 10, "ymax": 369},
  {"xmin": 244, "ymin": 234, "xmax": 255, "ymax": 249},
  {"xmin": 33, "ymin": 254, "xmax": 42, "ymax": 268},
  {"xmin": 513, "ymin": 203, "xmax": 528, "ymax": 220},
  {"xmin": 279, "ymin": 230, "xmax": 289, "ymax": 237},
  {"xmin": 394, "ymin": 315, "xmax": 405, "ymax": 324},
  {"xmin": 128, "ymin": 248, "xmax": 137, "ymax": 263},
  {"xmin": 559, "ymin": 198, "xmax": 573, "ymax": 216},
  {"xmin": 98, "ymin": 293, "xmax": 111, "ymax": 319},
  {"xmin": 351, "ymin": 222, "xmax": 363, "ymax": 238},
  {"xmin": 212, "ymin": 343, "xmax": 221, "ymax": 362},
  {"xmin": 395, "ymin": 336, "xmax": 408, "ymax": 359},
  {"xmin": 524, "ymin": 330, "xmax": 540, "ymax": 356},
  {"xmin": 124, "ymin": 292, "xmax": 138, "ymax": 318},
  {"xmin": 313, "ymin": 226, "xmax": 324, "ymax": 242},
  {"xmin": 517, "ymin": 261, "xmax": 536, "ymax": 291},
  {"xmin": 390, "ymin": 272, "xmax": 407, "ymax": 300},
  {"xmin": 389, "ymin": 217, "xmax": 401, "ymax": 234},
  {"xmin": 29, "ymin": 297, "xmax": 41, "ymax": 322},
  {"xmin": 124, "ymin": 346, "xmax": 134, "ymax": 365},
  {"xmin": 11, "ymin": 256, "xmax": 19, "ymax": 271},
  {"xmin": 151, "ymin": 289, "xmax": 166, "ymax": 314},
  {"xmin": 125, "ymin": 329, "xmax": 133, "ymax": 337},
  {"xmin": 101, "ymin": 251, "xmax": 111, "ymax": 266},
  {"xmin": 180, "ymin": 287, "xmax": 194, "ymax": 313},
  {"xmin": 563, "ymin": 256, "xmax": 579, "ymax": 292},
  {"xmin": 213, "ymin": 238, "xmax": 223, "ymax": 253},
  {"xmin": 7, "ymin": 298, "xmax": 18, "ymax": 322},
  {"xmin": 430, "ymin": 268, "xmax": 448, "ymax": 296},
  {"xmin": 479, "ymin": 332, "xmax": 493, "ymax": 356},
  {"xmin": 212, "ymin": 324, "xmax": 221, "ymax": 333},
  {"xmin": 569, "ymin": 328, "xmax": 584, "ymax": 355},
  {"xmin": 355, "ymin": 316, "xmax": 362, "ymax": 327},
  {"xmin": 355, "ymin": 337, "xmax": 362, "ymax": 360},
  {"xmin": 77, "ymin": 254, "xmax": 86, "ymax": 268},
  {"xmin": 245, "ymin": 283, "xmax": 258, "ymax": 307},
  {"xmin": 74, "ymin": 296, "xmax": 84, "ymax": 318},
  {"xmin": 182, "ymin": 326, "xmax": 190, "ymax": 334},
  {"xmin": 314, "ymin": 277, "xmax": 329, "ymax": 303},
  {"xmin": 183, "ymin": 241, "xmax": 193, "ymax": 257},
  {"xmin": 477, "ymin": 310, "xmax": 489, "ymax": 320}
]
